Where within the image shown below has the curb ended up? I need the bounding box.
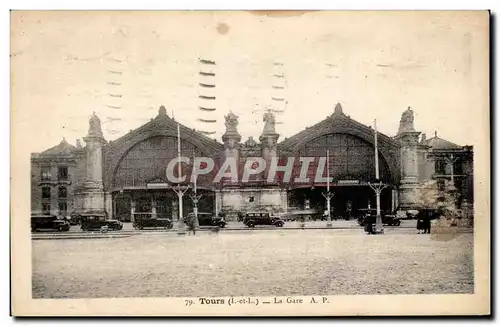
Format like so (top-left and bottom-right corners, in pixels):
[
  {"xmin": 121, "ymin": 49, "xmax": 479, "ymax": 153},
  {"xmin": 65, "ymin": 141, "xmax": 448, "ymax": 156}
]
[
  {"xmin": 31, "ymin": 227, "xmax": 472, "ymax": 240},
  {"xmin": 32, "ymin": 234, "xmax": 134, "ymax": 240},
  {"xmin": 31, "ymin": 225, "xmax": 423, "ymax": 239}
]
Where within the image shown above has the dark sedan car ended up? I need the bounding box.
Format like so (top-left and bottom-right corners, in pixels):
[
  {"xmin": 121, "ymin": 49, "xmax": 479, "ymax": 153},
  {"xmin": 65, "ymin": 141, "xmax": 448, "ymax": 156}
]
[
  {"xmin": 357, "ymin": 209, "xmax": 401, "ymax": 226},
  {"xmin": 243, "ymin": 212, "xmax": 285, "ymax": 228},
  {"xmin": 133, "ymin": 218, "xmax": 173, "ymax": 230},
  {"xmin": 80, "ymin": 219, "xmax": 123, "ymax": 231},
  {"xmin": 31, "ymin": 215, "xmax": 70, "ymax": 232},
  {"xmin": 185, "ymin": 212, "xmax": 227, "ymax": 228}
]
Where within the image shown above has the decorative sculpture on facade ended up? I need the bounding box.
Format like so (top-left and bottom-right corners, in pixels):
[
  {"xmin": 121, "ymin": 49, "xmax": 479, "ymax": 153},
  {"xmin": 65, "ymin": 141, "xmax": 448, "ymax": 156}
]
[
  {"xmin": 398, "ymin": 107, "xmax": 415, "ymax": 133},
  {"xmin": 262, "ymin": 110, "xmax": 277, "ymax": 135},
  {"xmin": 224, "ymin": 111, "xmax": 239, "ymax": 134},
  {"xmin": 88, "ymin": 112, "xmax": 104, "ymax": 138},
  {"xmin": 222, "ymin": 111, "xmax": 241, "ymax": 149},
  {"xmin": 243, "ymin": 136, "xmax": 259, "ymax": 148}
]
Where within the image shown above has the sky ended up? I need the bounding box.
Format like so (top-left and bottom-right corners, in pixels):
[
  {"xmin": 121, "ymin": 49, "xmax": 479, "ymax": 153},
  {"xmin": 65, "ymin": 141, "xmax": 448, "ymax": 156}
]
[{"xmin": 11, "ymin": 10, "xmax": 489, "ymax": 153}]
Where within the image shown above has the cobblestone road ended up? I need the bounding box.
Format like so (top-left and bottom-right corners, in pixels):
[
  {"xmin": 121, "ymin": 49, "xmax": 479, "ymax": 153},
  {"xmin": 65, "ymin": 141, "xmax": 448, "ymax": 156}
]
[{"xmin": 32, "ymin": 230, "xmax": 474, "ymax": 298}]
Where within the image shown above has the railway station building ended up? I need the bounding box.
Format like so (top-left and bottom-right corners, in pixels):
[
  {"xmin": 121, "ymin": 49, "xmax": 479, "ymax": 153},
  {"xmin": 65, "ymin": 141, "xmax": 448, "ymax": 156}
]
[{"xmin": 30, "ymin": 104, "xmax": 474, "ymax": 221}]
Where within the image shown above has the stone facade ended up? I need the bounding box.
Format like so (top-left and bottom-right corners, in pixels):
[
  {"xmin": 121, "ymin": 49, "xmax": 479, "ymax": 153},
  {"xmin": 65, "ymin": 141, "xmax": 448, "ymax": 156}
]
[{"xmin": 30, "ymin": 104, "xmax": 474, "ymax": 220}]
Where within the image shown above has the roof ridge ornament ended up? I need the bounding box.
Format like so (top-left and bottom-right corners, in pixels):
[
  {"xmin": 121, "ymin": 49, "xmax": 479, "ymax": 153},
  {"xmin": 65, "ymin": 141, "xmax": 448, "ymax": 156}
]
[
  {"xmin": 334, "ymin": 103, "xmax": 343, "ymax": 115},
  {"xmin": 158, "ymin": 105, "xmax": 168, "ymax": 117}
]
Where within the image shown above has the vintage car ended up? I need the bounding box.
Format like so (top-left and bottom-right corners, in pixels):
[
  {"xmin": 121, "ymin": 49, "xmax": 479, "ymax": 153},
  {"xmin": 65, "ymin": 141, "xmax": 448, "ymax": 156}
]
[
  {"xmin": 80, "ymin": 218, "xmax": 123, "ymax": 231},
  {"xmin": 133, "ymin": 218, "xmax": 173, "ymax": 230},
  {"xmin": 284, "ymin": 209, "xmax": 324, "ymax": 222},
  {"xmin": 185, "ymin": 212, "xmax": 226, "ymax": 228},
  {"xmin": 357, "ymin": 209, "xmax": 401, "ymax": 226},
  {"xmin": 243, "ymin": 211, "xmax": 285, "ymax": 228},
  {"xmin": 31, "ymin": 214, "xmax": 70, "ymax": 232}
]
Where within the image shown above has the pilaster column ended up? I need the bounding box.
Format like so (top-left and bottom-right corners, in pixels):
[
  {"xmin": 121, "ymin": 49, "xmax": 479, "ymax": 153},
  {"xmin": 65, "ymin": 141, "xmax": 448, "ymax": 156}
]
[
  {"xmin": 395, "ymin": 132, "xmax": 421, "ymax": 209},
  {"xmin": 104, "ymin": 192, "xmax": 112, "ymax": 219},
  {"xmin": 215, "ymin": 190, "xmax": 222, "ymax": 216},
  {"xmin": 130, "ymin": 199, "xmax": 136, "ymax": 223},
  {"xmin": 82, "ymin": 112, "xmax": 106, "ymax": 218},
  {"xmin": 280, "ymin": 189, "xmax": 288, "ymax": 213},
  {"xmin": 391, "ymin": 188, "xmax": 395, "ymax": 212},
  {"xmin": 151, "ymin": 196, "xmax": 157, "ymax": 219},
  {"xmin": 172, "ymin": 199, "xmax": 179, "ymax": 220}
]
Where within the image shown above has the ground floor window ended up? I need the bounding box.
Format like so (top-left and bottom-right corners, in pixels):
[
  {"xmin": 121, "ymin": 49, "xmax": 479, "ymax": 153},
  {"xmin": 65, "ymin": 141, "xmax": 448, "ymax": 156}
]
[{"xmin": 42, "ymin": 202, "xmax": 51, "ymax": 214}]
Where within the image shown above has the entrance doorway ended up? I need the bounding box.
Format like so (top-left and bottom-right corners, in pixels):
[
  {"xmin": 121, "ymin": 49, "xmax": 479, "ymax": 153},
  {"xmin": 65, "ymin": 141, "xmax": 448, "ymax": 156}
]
[
  {"xmin": 112, "ymin": 189, "xmax": 216, "ymax": 221},
  {"xmin": 287, "ymin": 185, "xmax": 392, "ymax": 219}
]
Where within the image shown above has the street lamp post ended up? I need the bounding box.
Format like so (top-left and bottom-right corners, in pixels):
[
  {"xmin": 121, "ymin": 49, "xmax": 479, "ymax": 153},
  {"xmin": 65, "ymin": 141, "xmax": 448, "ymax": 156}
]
[
  {"xmin": 322, "ymin": 149, "xmax": 334, "ymax": 227},
  {"xmin": 189, "ymin": 151, "xmax": 203, "ymax": 226},
  {"xmin": 368, "ymin": 119, "xmax": 387, "ymax": 234},
  {"xmin": 445, "ymin": 153, "xmax": 459, "ymax": 190},
  {"xmin": 173, "ymin": 122, "xmax": 190, "ymax": 235}
]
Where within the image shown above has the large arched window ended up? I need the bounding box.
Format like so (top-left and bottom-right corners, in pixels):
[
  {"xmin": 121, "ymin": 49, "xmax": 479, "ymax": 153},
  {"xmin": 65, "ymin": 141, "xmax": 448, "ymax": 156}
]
[
  {"xmin": 296, "ymin": 133, "xmax": 391, "ymax": 183},
  {"xmin": 113, "ymin": 136, "xmax": 205, "ymax": 189}
]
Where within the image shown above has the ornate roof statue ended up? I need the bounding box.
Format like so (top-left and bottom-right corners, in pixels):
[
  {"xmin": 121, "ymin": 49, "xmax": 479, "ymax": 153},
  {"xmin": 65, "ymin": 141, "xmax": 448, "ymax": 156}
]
[
  {"xmin": 334, "ymin": 103, "xmax": 343, "ymax": 115},
  {"xmin": 88, "ymin": 112, "xmax": 104, "ymax": 138},
  {"xmin": 262, "ymin": 110, "xmax": 277, "ymax": 135},
  {"xmin": 158, "ymin": 105, "xmax": 168, "ymax": 117},
  {"xmin": 224, "ymin": 111, "xmax": 239, "ymax": 134},
  {"xmin": 222, "ymin": 111, "xmax": 241, "ymax": 145},
  {"xmin": 398, "ymin": 107, "xmax": 416, "ymax": 133}
]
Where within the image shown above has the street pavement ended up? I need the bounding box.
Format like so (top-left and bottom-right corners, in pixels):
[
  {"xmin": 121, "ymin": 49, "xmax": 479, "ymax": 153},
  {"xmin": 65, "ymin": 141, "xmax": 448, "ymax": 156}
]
[{"xmin": 32, "ymin": 229, "xmax": 474, "ymax": 298}]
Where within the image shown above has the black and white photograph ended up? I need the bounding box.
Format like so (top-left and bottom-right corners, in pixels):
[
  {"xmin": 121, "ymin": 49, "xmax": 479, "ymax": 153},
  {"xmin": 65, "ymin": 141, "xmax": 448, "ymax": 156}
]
[{"xmin": 10, "ymin": 10, "xmax": 490, "ymax": 316}]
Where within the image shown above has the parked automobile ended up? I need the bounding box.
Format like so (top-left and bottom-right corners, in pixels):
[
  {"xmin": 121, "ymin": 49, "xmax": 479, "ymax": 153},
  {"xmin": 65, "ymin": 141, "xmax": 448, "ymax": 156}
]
[
  {"xmin": 243, "ymin": 211, "xmax": 285, "ymax": 228},
  {"xmin": 80, "ymin": 218, "xmax": 123, "ymax": 231},
  {"xmin": 185, "ymin": 212, "xmax": 226, "ymax": 228},
  {"xmin": 31, "ymin": 214, "xmax": 70, "ymax": 232},
  {"xmin": 133, "ymin": 218, "xmax": 173, "ymax": 230},
  {"xmin": 357, "ymin": 209, "xmax": 401, "ymax": 226},
  {"xmin": 285, "ymin": 209, "xmax": 323, "ymax": 221}
]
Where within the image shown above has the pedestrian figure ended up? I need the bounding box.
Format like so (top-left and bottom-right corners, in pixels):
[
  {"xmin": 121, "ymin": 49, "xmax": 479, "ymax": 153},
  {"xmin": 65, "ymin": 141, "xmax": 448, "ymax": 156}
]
[
  {"xmin": 416, "ymin": 217, "xmax": 424, "ymax": 234},
  {"xmin": 423, "ymin": 214, "xmax": 431, "ymax": 234},
  {"xmin": 237, "ymin": 211, "xmax": 244, "ymax": 222},
  {"xmin": 186, "ymin": 213, "xmax": 198, "ymax": 235},
  {"xmin": 346, "ymin": 201, "xmax": 353, "ymax": 220},
  {"xmin": 210, "ymin": 225, "xmax": 220, "ymax": 235},
  {"xmin": 364, "ymin": 214, "xmax": 376, "ymax": 234},
  {"xmin": 416, "ymin": 210, "xmax": 432, "ymax": 234}
]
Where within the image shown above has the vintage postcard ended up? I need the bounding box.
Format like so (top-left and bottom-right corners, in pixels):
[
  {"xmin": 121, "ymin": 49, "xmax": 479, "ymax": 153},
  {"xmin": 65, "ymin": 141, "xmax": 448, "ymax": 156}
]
[{"xmin": 10, "ymin": 10, "xmax": 490, "ymax": 316}]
